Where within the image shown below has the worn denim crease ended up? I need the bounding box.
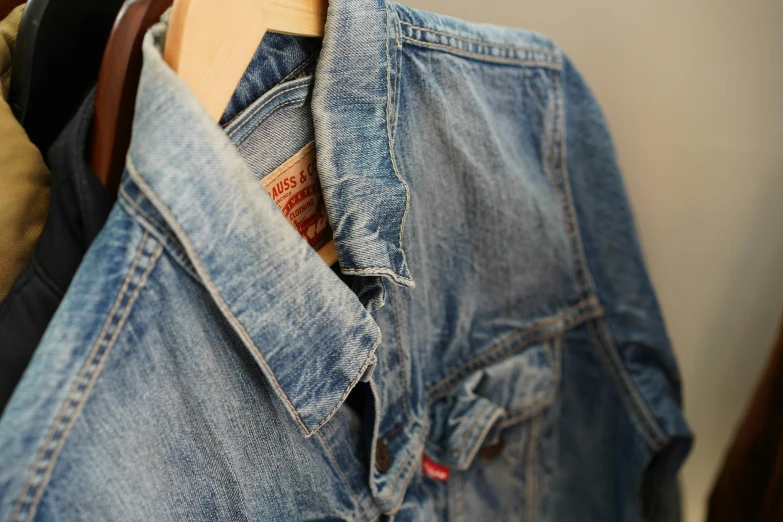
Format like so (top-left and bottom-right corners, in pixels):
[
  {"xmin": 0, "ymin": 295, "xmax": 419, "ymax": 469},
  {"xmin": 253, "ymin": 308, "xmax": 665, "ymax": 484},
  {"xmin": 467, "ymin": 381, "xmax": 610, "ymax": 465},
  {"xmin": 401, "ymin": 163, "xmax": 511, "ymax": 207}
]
[{"xmin": 125, "ymin": 156, "xmax": 384, "ymax": 438}]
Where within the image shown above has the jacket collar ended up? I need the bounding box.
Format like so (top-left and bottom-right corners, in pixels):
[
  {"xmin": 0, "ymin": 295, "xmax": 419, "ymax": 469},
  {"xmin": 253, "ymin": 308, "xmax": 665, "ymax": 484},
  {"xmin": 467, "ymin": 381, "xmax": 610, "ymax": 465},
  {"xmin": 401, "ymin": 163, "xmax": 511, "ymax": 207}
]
[
  {"xmin": 127, "ymin": 0, "xmax": 410, "ymax": 436},
  {"xmin": 312, "ymin": 0, "xmax": 413, "ymax": 286}
]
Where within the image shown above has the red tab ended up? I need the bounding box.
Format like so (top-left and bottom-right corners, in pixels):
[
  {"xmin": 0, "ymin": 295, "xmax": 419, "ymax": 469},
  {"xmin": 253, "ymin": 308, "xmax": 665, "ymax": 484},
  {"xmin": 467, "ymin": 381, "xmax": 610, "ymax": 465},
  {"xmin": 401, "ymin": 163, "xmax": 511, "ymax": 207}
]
[{"xmin": 422, "ymin": 455, "xmax": 450, "ymax": 482}]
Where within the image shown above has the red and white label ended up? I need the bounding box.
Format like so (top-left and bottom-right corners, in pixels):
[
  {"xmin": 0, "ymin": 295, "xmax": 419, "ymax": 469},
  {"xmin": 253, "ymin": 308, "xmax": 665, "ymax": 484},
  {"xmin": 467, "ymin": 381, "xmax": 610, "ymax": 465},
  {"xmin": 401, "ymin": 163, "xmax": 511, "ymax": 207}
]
[
  {"xmin": 422, "ymin": 455, "xmax": 450, "ymax": 482},
  {"xmin": 260, "ymin": 141, "xmax": 333, "ymax": 251}
]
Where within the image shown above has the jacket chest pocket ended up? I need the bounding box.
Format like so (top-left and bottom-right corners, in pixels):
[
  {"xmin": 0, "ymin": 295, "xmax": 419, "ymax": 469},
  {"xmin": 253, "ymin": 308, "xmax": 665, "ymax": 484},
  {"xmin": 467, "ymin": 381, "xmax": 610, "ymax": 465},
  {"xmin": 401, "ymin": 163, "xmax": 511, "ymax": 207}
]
[{"xmin": 425, "ymin": 337, "xmax": 561, "ymax": 520}]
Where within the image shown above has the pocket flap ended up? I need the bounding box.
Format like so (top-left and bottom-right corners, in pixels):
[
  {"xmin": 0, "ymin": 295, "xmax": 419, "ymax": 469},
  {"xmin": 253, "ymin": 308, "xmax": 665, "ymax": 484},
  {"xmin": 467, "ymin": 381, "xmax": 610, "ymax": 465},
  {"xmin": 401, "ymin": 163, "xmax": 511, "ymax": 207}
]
[{"xmin": 426, "ymin": 340, "xmax": 557, "ymax": 469}]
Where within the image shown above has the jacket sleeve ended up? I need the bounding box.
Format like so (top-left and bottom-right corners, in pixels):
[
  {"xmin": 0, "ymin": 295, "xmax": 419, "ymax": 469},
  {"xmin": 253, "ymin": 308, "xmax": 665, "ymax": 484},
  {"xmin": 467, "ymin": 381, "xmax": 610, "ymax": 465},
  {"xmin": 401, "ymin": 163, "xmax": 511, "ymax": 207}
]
[{"xmin": 559, "ymin": 53, "xmax": 693, "ymax": 522}]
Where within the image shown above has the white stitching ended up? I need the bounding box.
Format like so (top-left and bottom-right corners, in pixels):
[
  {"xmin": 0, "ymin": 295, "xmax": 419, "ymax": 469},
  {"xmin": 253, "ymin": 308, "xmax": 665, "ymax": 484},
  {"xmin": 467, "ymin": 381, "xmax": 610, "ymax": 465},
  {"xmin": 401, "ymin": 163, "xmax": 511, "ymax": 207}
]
[
  {"xmin": 588, "ymin": 320, "xmax": 665, "ymax": 449},
  {"xmin": 313, "ymin": 431, "xmax": 376, "ymax": 520},
  {"xmin": 118, "ymin": 188, "xmax": 201, "ymax": 282},
  {"xmin": 390, "ymin": 284, "xmax": 413, "ymax": 424},
  {"xmin": 125, "ymin": 159, "xmax": 377, "ymax": 436},
  {"xmin": 401, "ymin": 36, "xmax": 562, "ymax": 70},
  {"xmin": 341, "ymin": 267, "xmax": 414, "ymax": 286},
  {"xmin": 234, "ymin": 97, "xmax": 309, "ymax": 148},
  {"xmin": 12, "ymin": 236, "xmax": 162, "ymax": 522},
  {"xmin": 427, "ymin": 298, "xmax": 600, "ymax": 398},
  {"xmin": 399, "ymin": 20, "xmax": 560, "ymax": 58},
  {"xmin": 220, "ymin": 53, "xmax": 316, "ymax": 129},
  {"xmin": 386, "ymin": 4, "xmax": 414, "ymax": 283},
  {"xmin": 227, "ymin": 84, "xmax": 309, "ymax": 140},
  {"xmin": 552, "ymin": 67, "xmax": 598, "ymax": 303}
]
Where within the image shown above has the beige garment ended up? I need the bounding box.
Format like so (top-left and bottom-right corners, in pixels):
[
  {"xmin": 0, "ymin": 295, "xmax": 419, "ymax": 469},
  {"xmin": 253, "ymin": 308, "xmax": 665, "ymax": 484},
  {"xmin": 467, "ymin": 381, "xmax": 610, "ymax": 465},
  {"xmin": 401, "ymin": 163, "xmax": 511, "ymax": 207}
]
[
  {"xmin": 0, "ymin": 4, "xmax": 50, "ymax": 300},
  {"xmin": 0, "ymin": 3, "xmax": 22, "ymax": 98}
]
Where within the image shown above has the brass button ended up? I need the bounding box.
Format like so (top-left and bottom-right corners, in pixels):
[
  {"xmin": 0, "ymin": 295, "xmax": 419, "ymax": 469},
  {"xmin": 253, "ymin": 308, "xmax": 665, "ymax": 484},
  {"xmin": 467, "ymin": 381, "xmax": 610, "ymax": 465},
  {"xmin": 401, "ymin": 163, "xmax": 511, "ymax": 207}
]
[
  {"xmin": 480, "ymin": 438, "xmax": 505, "ymax": 461},
  {"xmin": 375, "ymin": 439, "xmax": 392, "ymax": 473}
]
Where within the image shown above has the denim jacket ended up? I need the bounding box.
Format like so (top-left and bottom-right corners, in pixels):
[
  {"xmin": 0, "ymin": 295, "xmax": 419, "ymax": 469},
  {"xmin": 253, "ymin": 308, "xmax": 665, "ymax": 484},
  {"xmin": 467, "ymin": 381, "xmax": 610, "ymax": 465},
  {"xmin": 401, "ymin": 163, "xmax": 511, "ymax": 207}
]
[{"xmin": 0, "ymin": 1, "xmax": 691, "ymax": 520}]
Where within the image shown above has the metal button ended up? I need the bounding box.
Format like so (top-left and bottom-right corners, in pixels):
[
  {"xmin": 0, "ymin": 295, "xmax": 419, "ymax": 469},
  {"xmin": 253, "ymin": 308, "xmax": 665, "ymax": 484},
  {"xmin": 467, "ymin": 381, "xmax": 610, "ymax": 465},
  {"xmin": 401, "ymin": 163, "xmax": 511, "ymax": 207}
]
[
  {"xmin": 375, "ymin": 438, "xmax": 392, "ymax": 473},
  {"xmin": 480, "ymin": 438, "xmax": 505, "ymax": 461}
]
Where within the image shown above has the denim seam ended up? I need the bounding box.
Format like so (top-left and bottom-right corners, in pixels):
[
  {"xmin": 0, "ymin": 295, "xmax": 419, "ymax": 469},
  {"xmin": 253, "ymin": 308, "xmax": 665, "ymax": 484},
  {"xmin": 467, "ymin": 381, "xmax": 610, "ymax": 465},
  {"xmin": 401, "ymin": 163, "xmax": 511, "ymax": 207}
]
[
  {"xmin": 427, "ymin": 297, "xmax": 601, "ymax": 400},
  {"xmin": 118, "ymin": 187, "xmax": 201, "ymax": 283},
  {"xmin": 388, "ymin": 447, "xmax": 425, "ymax": 514},
  {"xmin": 526, "ymin": 415, "xmax": 539, "ymax": 521},
  {"xmin": 498, "ymin": 335, "xmax": 562, "ymax": 428},
  {"xmin": 551, "ymin": 65, "xmax": 599, "ymax": 308},
  {"xmin": 499, "ymin": 399, "xmax": 550, "ymax": 429},
  {"xmin": 544, "ymin": 65, "xmax": 641, "ymax": 471},
  {"xmin": 227, "ymin": 84, "xmax": 308, "ymax": 140},
  {"xmin": 427, "ymin": 398, "xmax": 538, "ymax": 458},
  {"xmin": 424, "ymin": 404, "xmax": 488, "ymax": 458},
  {"xmin": 544, "ymin": 396, "xmax": 561, "ymax": 504},
  {"xmin": 463, "ymin": 407, "xmax": 506, "ymax": 467},
  {"xmin": 235, "ymin": 96, "xmax": 309, "ymax": 149},
  {"xmin": 361, "ymin": 508, "xmax": 378, "ymax": 522},
  {"xmin": 427, "ymin": 307, "xmax": 598, "ymax": 405},
  {"xmin": 221, "ymin": 55, "xmax": 316, "ymax": 129},
  {"xmin": 341, "ymin": 267, "xmax": 414, "ymax": 286},
  {"xmin": 389, "ymin": 285, "xmax": 413, "ymax": 424},
  {"xmin": 388, "ymin": 7, "xmax": 403, "ymax": 149},
  {"xmin": 545, "ymin": 68, "xmax": 589, "ymax": 302},
  {"xmin": 425, "ymin": 401, "xmax": 503, "ymax": 460},
  {"xmin": 528, "ymin": 342, "xmax": 561, "ymax": 514},
  {"xmin": 379, "ymin": 433, "xmax": 428, "ymax": 512},
  {"xmin": 551, "ymin": 66, "xmax": 651, "ymax": 460},
  {"xmin": 313, "ymin": 431, "xmax": 377, "ymax": 521},
  {"xmin": 400, "ymin": 36, "xmax": 561, "ymax": 69},
  {"xmin": 398, "ymin": 20, "xmax": 559, "ymax": 58},
  {"xmin": 385, "ymin": 1, "xmax": 413, "ymax": 284},
  {"xmin": 587, "ymin": 319, "xmax": 666, "ymax": 449},
  {"xmin": 373, "ymin": 426, "xmax": 427, "ymax": 506},
  {"xmin": 457, "ymin": 466, "xmax": 467, "ymax": 522},
  {"xmin": 119, "ymin": 198, "xmax": 199, "ymax": 282},
  {"xmin": 126, "ymin": 158, "xmax": 380, "ymax": 436},
  {"xmin": 277, "ymin": 53, "xmax": 317, "ymax": 85},
  {"xmin": 11, "ymin": 234, "xmax": 162, "ymax": 522},
  {"xmin": 553, "ymin": 58, "xmax": 668, "ymax": 449}
]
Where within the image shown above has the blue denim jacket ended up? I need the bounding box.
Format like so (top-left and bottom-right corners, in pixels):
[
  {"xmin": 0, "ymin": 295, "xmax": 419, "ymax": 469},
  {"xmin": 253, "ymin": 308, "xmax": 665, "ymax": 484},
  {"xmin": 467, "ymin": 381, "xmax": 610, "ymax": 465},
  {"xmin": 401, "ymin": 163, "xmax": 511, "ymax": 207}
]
[{"xmin": 0, "ymin": 1, "xmax": 691, "ymax": 520}]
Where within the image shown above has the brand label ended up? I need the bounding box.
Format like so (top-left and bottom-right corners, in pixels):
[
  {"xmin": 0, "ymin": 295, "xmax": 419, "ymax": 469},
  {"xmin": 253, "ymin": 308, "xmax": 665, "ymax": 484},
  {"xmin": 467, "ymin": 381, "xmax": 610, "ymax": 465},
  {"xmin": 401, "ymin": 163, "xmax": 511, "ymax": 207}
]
[
  {"xmin": 422, "ymin": 455, "xmax": 450, "ymax": 482},
  {"xmin": 260, "ymin": 141, "xmax": 332, "ymax": 251}
]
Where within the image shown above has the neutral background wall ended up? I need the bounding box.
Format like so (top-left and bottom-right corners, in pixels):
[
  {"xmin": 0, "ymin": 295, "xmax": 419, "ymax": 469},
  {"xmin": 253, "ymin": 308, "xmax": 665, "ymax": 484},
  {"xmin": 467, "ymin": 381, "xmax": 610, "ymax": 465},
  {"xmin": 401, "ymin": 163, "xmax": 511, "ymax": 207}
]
[{"xmin": 403, "ymin": 0, "xmax": 783, "ymax": 520}]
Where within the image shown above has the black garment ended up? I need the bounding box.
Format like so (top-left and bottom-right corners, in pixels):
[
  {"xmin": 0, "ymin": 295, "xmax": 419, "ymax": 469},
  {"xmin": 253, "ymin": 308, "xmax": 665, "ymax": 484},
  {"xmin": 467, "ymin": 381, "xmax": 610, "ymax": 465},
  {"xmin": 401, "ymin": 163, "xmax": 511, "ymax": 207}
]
[{"xmin": 0, "ymin": 91, "xmax": 112, "ymax": 413}]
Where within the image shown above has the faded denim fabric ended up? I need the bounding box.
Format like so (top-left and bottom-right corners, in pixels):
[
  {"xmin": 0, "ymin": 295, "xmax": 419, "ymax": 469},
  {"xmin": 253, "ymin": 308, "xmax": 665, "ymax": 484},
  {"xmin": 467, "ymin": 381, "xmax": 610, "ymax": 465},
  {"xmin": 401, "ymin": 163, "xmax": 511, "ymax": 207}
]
[{"xmin": 0, "ymin": 1, "xmax": 691, "ymax": 521}]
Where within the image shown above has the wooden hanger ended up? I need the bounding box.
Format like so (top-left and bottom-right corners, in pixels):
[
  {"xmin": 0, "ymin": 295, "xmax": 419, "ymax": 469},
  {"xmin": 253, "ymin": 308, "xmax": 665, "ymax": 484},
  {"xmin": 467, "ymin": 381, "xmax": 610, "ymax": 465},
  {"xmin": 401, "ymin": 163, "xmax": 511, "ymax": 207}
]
[
  {"xmin": 91, "ymin": 0, "xmax": 173, "ymax": 196},
  {"xmin": 164, "ymin": 0, "xmax": 337, "ymax": 266}
]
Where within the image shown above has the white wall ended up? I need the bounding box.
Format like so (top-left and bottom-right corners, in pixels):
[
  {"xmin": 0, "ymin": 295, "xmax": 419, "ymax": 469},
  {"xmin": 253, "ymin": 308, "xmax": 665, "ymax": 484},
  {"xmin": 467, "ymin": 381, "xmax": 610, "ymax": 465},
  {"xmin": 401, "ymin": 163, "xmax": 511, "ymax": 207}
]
[{"xmin": 403, "ymin": 0, "xmax": 783, "ymax": 520}]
